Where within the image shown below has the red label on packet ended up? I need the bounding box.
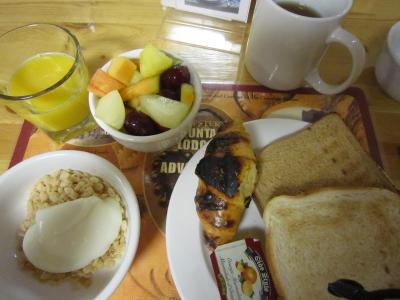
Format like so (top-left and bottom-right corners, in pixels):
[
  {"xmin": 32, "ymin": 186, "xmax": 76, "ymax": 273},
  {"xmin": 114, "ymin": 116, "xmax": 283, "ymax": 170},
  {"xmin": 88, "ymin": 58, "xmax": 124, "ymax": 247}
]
[{"xmin": 210, "ymin": 239, "xmax": 277, "ymax": 300}]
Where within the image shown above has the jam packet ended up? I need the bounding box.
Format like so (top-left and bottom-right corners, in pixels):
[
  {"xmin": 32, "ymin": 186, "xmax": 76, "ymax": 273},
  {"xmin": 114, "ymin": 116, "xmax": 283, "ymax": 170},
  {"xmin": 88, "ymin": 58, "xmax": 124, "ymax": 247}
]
[{"xmin": 210, "ymin": 238, "xmax": 276, "ymax": 300}]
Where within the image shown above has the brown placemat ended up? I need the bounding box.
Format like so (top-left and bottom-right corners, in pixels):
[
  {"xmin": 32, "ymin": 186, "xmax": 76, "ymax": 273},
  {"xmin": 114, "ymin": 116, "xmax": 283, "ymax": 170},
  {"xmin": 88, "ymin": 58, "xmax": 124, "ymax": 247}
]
[{"xmin": 8, "ymin": 84, "xmax": 380, "ymax": 299}]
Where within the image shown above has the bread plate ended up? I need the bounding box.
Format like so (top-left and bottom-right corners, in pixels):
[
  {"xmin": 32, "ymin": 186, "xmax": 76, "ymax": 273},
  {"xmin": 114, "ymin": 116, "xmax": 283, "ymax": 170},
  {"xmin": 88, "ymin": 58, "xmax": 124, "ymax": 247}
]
[{"xmin": 166, "ymin": 118, "xmax": 309, "ymax": 300}]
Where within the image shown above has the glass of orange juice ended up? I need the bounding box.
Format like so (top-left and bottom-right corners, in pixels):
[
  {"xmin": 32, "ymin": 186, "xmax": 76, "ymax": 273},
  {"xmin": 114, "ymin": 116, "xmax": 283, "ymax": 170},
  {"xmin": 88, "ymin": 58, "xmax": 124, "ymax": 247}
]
[{"xmin": 0, "ymin": 23, "xmax": 96, "ymax": 143}]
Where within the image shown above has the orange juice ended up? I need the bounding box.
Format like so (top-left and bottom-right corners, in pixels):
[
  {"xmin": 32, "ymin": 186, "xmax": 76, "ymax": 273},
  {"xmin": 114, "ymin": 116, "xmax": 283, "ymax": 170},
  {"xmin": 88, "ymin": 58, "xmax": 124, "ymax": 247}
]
[{"xmin": 7, "ymin": 52, "xmax": 89, "ymax": 132}]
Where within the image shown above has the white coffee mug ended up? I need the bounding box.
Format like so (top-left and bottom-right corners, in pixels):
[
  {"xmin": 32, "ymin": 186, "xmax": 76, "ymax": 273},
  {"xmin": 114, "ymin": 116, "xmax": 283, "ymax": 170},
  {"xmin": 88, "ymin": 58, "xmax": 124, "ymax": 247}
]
[
  {"xmin": 375, "ymin": 21, "xmax": 400, "ymax": 102},
  {"xmin": 245, "ymin": 0, "xmax": 366, "ymax": 95}
]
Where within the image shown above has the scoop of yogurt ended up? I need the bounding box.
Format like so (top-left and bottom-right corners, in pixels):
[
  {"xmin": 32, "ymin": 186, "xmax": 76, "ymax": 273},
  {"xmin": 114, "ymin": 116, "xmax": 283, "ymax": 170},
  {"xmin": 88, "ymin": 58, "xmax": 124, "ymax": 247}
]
[{"xmin": 23, "ymin": 195, "xmax": 122, "ymax": 273}]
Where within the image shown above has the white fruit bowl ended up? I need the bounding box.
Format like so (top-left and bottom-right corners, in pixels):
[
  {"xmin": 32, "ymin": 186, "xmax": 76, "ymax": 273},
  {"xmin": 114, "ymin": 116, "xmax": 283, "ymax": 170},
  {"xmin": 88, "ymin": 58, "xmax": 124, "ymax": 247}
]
[
  {"xmin": 0, "ymin": 151, "xmax": 140, "ymax": 300},
  {"xmin": 88, "ymin": 48, "xmax": 202, "ymax": 152}
]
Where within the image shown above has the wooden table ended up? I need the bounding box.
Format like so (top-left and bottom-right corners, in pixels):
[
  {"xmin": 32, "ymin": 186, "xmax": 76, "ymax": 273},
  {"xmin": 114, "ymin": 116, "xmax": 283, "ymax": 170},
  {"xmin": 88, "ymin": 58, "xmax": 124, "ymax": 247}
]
[{"xmin": 0, "ymin": 0, "xmax": 399, "ymax": 299}]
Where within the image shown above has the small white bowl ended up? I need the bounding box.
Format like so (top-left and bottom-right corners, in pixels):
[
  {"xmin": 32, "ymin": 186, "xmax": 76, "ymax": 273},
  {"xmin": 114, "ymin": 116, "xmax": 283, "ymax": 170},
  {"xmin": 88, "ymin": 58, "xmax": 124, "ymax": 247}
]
[
  {"xmin": 89, "ymin": 49, "xmax": 202, "ymax": 152},
  {"xmin": 0, "ymin": 151, "xmax": 140, "ymax": 300},
  {"xmin": 375, "ymin": 21, "xmax": 400, "ymax": 101}
]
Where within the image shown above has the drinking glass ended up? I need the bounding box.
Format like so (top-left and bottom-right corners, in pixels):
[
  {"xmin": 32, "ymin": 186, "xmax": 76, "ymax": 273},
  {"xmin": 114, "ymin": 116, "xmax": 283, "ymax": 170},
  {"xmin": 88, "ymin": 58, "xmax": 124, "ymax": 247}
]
[{"xmin": 0, "ymin": 23, "xmax": 96, "ymax": 143}]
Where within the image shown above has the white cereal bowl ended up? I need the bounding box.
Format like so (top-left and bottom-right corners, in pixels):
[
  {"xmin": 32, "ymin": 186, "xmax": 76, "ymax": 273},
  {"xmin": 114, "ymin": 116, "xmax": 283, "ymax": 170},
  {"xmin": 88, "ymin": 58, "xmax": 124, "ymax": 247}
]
[
  {"xmin": 0, "ymin": 150, "xmax": 140, "ymax": 300},
  {"xmin": 88, "ymin": 49, "xmax": 202, "ymax": 152}
]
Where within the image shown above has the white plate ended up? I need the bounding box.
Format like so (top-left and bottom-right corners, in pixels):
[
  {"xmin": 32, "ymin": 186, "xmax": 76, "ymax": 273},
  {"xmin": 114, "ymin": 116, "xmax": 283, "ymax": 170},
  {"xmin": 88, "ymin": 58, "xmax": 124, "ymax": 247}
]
[
  {"xmin": 166, "ymin": 118, "xmax": 309, "ymax": 300},
  {"xmin": 0, "ymin": 150, "xmax": 140, "ymax": 300}
]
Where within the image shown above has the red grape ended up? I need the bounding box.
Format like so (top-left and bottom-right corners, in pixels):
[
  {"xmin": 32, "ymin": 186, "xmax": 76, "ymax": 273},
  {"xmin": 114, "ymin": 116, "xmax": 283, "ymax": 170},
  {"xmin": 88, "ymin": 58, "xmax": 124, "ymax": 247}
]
[
  {"xmin": 161, "ymin": 65, "xmax": 190, "ymax": 90},
  {"xmin": 159, "ymin": 88, "xmax": 180, "ymax": 100},
  {"xmin": 124, "ymin": 110, "xmax": 160, "ymax": 136}
]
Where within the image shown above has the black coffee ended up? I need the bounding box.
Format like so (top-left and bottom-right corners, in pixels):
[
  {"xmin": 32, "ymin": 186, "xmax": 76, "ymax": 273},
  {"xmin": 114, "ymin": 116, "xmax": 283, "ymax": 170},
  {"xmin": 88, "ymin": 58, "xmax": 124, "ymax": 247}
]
[{"xmin": 277, "ymin": 1, "xmax": 321, "ymax": 18}]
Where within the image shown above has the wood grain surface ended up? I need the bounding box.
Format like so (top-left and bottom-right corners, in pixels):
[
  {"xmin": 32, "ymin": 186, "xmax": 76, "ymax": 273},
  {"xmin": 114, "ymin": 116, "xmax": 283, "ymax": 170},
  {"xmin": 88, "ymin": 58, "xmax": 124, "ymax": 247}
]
[
  {"xmin": 1, "ymin": 0, "xmax": 400, "ymax": 183},
  {"xmin": 0, "ymin": 1, "xmax": 400, "ymax": 299}
]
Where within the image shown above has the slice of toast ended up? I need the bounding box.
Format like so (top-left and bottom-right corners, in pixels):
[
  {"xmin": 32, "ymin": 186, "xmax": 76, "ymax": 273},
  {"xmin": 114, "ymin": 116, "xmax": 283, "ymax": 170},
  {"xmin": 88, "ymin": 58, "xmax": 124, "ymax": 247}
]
[
  {"xmin": 264, "ymin": 187, "xmax": 400, "ymax": 300},
  {"xmin": 254, "ymin": 113, "xmax": 396, "ymax": 211}
]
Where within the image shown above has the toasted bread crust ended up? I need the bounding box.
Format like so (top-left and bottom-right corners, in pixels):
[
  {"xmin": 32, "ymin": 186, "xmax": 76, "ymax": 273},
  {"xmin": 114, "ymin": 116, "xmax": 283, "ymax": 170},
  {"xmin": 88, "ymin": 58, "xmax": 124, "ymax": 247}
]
[
  {"xmin": 265, "ymin": 231, "xmax": 288, "ymax": 300},
  {"xmin": 254, "ymin": 113, "xmax": 397, "ymax": 211},
  {"xmin": 264, "ymin": 187, "xmax": 400, "ymax": 300}
]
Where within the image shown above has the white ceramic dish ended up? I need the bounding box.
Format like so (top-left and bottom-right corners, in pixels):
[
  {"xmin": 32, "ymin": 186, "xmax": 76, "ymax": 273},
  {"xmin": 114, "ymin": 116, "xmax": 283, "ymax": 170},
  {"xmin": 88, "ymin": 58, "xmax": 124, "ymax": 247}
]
[
  {"xmin": 0, "ymin": 150, "xmax": 140, "ymax": 300},
  {"xmin": 88, "ymin": 48, "xmax": 202, "ymax": 152},
  {"xmin": 375, "ymin": 21, "xmax": 400, "ymax": 101},
  {"xmin": 166, "ymin": 118, "xmax": 309, "ymax": 300}
]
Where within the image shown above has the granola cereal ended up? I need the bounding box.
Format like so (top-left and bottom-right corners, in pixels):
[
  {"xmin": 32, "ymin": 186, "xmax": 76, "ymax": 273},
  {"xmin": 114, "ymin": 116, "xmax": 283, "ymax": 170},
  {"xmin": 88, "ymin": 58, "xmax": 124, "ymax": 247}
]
[{"xmin": 17, "ymin": 169, "xmax": 127, "ymax": 286}]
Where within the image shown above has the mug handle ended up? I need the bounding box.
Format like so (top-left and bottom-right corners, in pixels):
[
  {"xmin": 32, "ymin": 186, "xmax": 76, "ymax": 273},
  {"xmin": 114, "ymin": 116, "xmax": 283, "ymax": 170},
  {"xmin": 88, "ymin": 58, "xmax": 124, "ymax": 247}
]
[{"xmin": 305, "ymin": 27, "xmax": 366, "ymax": 95}]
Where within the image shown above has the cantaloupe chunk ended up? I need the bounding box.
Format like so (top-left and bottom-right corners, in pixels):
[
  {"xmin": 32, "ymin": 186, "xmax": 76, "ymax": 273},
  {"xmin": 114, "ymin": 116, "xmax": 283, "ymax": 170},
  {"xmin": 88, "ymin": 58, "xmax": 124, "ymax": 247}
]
[
  {"xmin": 120, "ymin": 75, "xmax": 160, "ymax": 101},
  {"xmin": 107, "ymin": 57, "xmax": 137, "ymax": 85},
  {"xmin": 88, "ymin": 69, "xmax": 126, "ymax": 97}
]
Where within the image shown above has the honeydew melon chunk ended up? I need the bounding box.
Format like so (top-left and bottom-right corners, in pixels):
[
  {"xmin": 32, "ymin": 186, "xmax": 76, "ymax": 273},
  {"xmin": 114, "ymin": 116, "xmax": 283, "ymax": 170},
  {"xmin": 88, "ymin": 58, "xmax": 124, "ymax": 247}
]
[
  {"xmin": 140, "ymin": 45, "xmax": 173, "ymax": 78},
  {"xmin": 129, "ymin": 70, "xmax": 143, "ymax": 85},
  {"xmin": 139, "ymin": 95, "xmax": 190, "ymax": 129},
  {"xmin": 95, "ymin": 90, "xmax": 125, "ymax": 130}
]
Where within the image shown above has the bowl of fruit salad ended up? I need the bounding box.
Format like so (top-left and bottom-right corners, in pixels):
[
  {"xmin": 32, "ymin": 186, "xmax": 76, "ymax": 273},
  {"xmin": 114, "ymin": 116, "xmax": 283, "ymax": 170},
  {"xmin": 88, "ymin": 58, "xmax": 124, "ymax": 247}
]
[{"xmin": 88, "ymin": 45, "xmax": 202, "ymax": 152}]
